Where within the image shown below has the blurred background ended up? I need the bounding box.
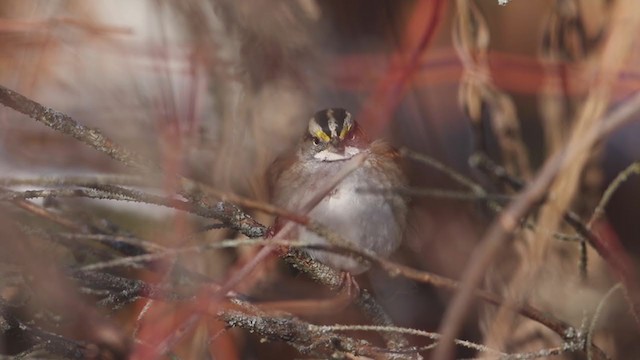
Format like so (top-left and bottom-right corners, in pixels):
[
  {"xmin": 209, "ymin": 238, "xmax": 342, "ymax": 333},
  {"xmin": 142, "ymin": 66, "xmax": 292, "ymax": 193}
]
[{"xmin": 1, "ymin": 0, "xmax": 640, "ymax": 359}]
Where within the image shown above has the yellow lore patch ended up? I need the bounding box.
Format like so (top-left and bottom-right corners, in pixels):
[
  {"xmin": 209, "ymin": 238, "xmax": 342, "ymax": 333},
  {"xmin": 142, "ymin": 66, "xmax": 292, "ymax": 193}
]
[
  {"xmin": 315, "ymin": 130, "xmax": 331, "ymax": 142},
  {"xmin": 339, "ymin": 124, "xmax": 351, "ymax": 139}
]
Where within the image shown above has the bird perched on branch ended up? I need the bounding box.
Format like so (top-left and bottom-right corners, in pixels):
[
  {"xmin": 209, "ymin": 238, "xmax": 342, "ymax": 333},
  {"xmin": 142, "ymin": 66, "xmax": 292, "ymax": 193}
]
[{"xmin": 269, "ymin": 108, "xmax": 408, "ymax": 274}]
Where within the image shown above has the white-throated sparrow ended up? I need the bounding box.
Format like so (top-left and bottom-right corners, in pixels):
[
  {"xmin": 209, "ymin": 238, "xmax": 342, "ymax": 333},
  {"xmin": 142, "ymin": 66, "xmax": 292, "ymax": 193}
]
[{"xmin": 269, "ymin": 108, "xmax": 408, "ymax": 274}]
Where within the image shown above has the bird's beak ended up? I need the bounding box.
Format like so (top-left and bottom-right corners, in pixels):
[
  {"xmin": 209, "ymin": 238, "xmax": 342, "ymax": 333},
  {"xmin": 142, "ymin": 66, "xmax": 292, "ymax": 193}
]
[{"xmin": 327, "ymin": 138, "xmax": 345, "ymax": 155}]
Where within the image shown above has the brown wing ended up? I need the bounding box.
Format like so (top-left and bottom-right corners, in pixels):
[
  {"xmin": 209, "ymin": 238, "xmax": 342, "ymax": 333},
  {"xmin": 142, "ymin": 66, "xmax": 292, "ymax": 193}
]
[
  {"xmin": 368, "ymin": 139, "xmax": 401, "ymax": 161},
  {"xmin": 368, "ymin": 139, "xmax": 410, "ymax": 226},
  {"xmin": 266, "ymin": 148, "xmax": 298, "ymax": 201}
]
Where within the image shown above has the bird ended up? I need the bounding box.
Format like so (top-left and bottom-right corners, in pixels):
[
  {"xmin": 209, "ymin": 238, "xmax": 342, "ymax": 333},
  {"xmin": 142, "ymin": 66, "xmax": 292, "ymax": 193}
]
[{"xmin": 269, "ymin": 108, "xmax": 408, "ymax": 274}]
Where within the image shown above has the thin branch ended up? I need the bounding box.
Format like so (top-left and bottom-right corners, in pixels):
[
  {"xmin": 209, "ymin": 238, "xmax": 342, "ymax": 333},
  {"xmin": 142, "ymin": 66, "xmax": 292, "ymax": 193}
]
[
  {"xmin": 471, "ymin": 153, "xmax": 594, "ymax": 279},
  {"xmin": 587, "ymin": 283, "xmax": 623, "ymax": 360},
  {"xmin": 0, "ymin": 84, "xmax": 266, "ymax": 238},
  {"xmin": 588, "ymin": 161, "xmax": 640, "ymax": 227},
  {"xmin": 70, "ymin": 270, "xmax": 194, "ymax": 310},
  {"xmin": 0, "ymin": 300, "xmax": 88, "ymax": 359},
  {"xmin": 313, "ymin": 324, "xmax": 505, "ymax": 356},
  {"xmin": 0, "ymin": 175, "xmax": 149, "ymax": 188},
  {"xmin": 358, "ymin": 186, "xmax": 512, "ymax": 202},
  {"xmin": 401, "ymin": 148, "xmax": 486, "ymax": 196},
  {"xmin": 219, "ymin": 309, "xmax": 390, "ymax": 358},
  {"xmin": 403, "ymin": 149, "xmax": 581, "ymax": 243},
  {"xmin": 0, "ymin": 186, "xmax": 83, "ymax": 230},
  {"xmin": 0, "ymin": 85, "xmax": 149, "ymax": 169}
]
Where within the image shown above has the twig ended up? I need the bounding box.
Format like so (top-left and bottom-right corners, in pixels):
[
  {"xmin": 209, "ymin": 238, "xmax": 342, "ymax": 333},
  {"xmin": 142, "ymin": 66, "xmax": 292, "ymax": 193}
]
[
  {"xmin": 57, "ymin": 232, "xmax": 166, "ymax": 253},
  {"xmin": 403, "ymin": 149, "xmax": 578, "ymax": 242},
  {"xmin": 453, "ymin": 0, "xmax": 531, "ymax": 179},
  {"xmin": 0, "ymin": 175, "xmax": 148, "ymax": 188},
  {"xmin": 219, "ymin": 308, "xmax": 390, "ymax": 358},
  {"xmin": 588, "ymin": 161, "xmax": 640, "ymax": 227},
  {"xmin": 471, "ymin": 153, "xmax": 592, "ymax": 279},
  {"xmin": 314, "ymin": 324, "xmax": 505, "ymax": 356},
  {"xmin": 358, "ymin": 186, "xmax": 512, "ymax": 202},
  {"xmin": 0, "ymin": 84, "xmax": 266, "ymax": 238},
  {"xmin": 0, "ymin": 300, "xmax": 88, "ymax": 359},
  {"xmin": 70, "ymin": 270, "xmax": 193, "ymax": 303},
  {"xmin": 587, "ymin": 283, "xmax": 623, "ymax": 360},
  {"xmin": 401, "ymin": 148, "xmax": 485, "ymax": 195},
  {"xmin": 0, "ymin": 85, "xmax": 149, "ymax": 169},
  {"xmin": 0, "ymin": 186, "xmax": 83, "ymax": 231}
]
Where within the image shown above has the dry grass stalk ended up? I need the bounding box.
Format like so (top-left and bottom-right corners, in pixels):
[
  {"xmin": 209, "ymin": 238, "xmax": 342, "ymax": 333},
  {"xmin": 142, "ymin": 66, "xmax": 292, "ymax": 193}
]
[
  {"xmin": 453, "ymin": 0, "xmax": 532, "ymax": 180},
  {"xmin": 535, "ymin": 0, "xmax": 639, "ymax": 262}
]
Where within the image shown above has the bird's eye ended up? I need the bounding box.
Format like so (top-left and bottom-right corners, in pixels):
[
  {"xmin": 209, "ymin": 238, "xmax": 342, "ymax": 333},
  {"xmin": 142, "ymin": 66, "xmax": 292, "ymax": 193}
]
[
  {"xmin": 347, "ymin": 131, "xmax": 356, "ymax": 141},
  {"xmin": 312, "ymin": 137, "xmax": 320, "ymax": 146}
]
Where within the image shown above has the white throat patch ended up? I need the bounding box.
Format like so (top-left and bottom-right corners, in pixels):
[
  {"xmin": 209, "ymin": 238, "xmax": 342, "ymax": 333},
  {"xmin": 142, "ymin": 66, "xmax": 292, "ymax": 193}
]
[{"xmin": 314, "ymin": 146, "xmax": 361, "ymax": 162}]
